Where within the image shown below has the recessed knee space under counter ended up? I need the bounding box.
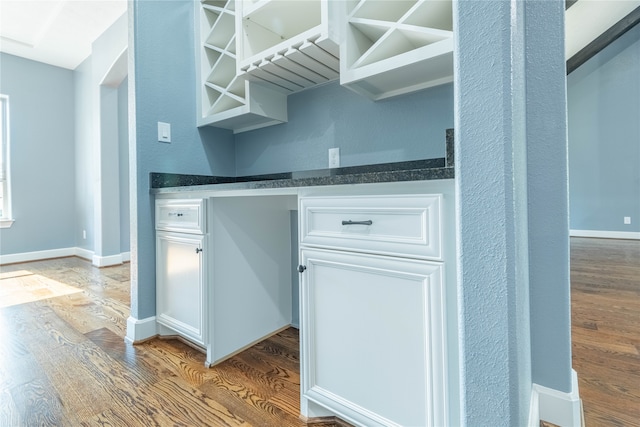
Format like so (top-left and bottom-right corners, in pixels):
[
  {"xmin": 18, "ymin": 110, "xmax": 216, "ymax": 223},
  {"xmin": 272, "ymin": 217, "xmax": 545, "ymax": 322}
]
[{"xmin": 151, "ymin": 155, "xmax": 458, "ymax": 427}]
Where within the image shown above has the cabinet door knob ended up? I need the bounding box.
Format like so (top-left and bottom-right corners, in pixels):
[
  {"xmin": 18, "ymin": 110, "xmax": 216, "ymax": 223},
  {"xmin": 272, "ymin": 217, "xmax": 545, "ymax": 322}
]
[
  {"xmin": 297, "ymin": 265, "xmax": 307, "ymax": 273},
  {"xmin": 195, "ymin": 248, "xmax": 203, "ymax": 254}
]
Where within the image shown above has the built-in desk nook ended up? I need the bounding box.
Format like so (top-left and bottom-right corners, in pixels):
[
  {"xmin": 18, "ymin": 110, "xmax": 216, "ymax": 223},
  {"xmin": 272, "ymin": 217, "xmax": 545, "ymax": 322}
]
[{"xmin": 150, "ymin": 142, "xmax": 458, "ymax": 427}]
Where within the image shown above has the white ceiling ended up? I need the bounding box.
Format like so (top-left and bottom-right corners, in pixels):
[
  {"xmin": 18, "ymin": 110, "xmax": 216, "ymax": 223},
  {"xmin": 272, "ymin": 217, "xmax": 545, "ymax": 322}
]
[
  {"xmin": 0, "ymin": 0, "xmax": 127, "ymax": 70},
  {"xmin": 565, "ymin": 0, "xmax": 640, "ymax": 59},
  {"xmin": 0, "ymin": 0, "xmax": 638, "ymax": 71}
]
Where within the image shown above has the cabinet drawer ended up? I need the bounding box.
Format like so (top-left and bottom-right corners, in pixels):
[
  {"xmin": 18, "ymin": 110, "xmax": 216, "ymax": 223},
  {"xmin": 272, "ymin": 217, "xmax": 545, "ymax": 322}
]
[
  {"xmin": 300, "ymin": 194, "xmax": 442, "ymax": 260},
  {"xmin": 155, "ymin": 199, "xmax": 206, "ymax": 234}
]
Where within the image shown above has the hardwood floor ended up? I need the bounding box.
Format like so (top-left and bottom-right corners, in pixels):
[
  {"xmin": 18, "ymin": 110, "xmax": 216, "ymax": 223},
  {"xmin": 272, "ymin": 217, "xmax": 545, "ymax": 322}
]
[
  {"xmin": 570, "ymin": 237, "xmax": 640, "ymax": 427},
  {"xmin": 0, "ymin": 257, "xmax": 345, "ymax": 427},
  {"xmin": 1, "ymin": 237, "xmax": 638, "ymax": 426}
]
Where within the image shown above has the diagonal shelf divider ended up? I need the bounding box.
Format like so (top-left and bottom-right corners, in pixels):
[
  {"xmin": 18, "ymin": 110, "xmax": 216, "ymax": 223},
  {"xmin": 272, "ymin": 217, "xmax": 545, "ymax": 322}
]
[{"xmin": 341, "ymin": 0, "xmax": 454, "ymax": 100}]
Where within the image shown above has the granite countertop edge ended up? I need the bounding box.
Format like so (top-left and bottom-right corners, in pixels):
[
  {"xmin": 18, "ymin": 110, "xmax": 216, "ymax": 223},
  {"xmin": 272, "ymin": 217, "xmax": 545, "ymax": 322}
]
[{"xmin": 150, "ymin": 160, "xmax": 455, "ymax": 195}]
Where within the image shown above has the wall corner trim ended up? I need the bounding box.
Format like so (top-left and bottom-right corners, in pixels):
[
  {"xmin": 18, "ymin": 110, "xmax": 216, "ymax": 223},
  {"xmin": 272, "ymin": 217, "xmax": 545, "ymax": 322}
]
[
  {"xmin": 125, "ymin": 316, "xmax": 157, "ymax": 344},
  {"xmin": 533, "ymin": 370, "xmax": 584, "ymax": 427},
  {"xmin": 92, "ymin": 253, "xmax": 126, "ymax": 267},
  {"xmin": 527, "ymin": 383, "xmax": 540, "ymax": 427},
  {"xmin": 570, "ymin": 229, "xmax": 640, "ymax": 240}
]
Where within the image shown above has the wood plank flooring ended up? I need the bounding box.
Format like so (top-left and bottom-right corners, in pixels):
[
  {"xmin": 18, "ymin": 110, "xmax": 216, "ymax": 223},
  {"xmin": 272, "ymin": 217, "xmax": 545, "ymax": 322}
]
[
  {"xmin": 1, "ymin": 237, "xmax": 638, "ymax": 426},
  {"xmin": 0, "ymin": 257, "xmax": 345, "ymax": 427},
  {"xmin": 570, "ymin": 237, "xmax": 640, "ymax": 427}
]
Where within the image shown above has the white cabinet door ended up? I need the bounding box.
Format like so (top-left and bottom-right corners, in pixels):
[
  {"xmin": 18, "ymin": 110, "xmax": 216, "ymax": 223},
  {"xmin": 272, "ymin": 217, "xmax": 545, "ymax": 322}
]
[
  {"xmin": 156, "ymin": 231, "xmax": 206, "ymax": 346},
  {"xmin": 299, "ymin": 248, "xmax": 447, "ymax": 427}
]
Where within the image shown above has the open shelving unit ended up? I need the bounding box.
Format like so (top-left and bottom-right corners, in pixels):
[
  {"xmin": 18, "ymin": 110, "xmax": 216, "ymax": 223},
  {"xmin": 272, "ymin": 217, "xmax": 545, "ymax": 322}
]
[
  {"xmin": 196, "ymin": 0, "xmax": 287, "ymax": 133},
  {"xmin": 340, "ymin": 0, "xmax": 454, "ymax": 100},
  {"xmin": 196, "ymin": 0, "xmax": 456, "ymax": 132},
  {"xmin": 235, "ymin": 0, "xmax": 341, "ymax": 94}
]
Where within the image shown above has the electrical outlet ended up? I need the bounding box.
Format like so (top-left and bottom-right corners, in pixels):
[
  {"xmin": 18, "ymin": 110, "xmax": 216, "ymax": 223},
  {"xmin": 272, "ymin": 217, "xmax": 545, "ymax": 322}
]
[
  {"xmin": 83, "ymin": 230, "xmax": 87, "ymax": 239},
  {"xmin": 329, "ymin": 147, "xmax": 340, "ymax": 168},
  {"xmin": 624, "ymin": 216, "xmax": 631, "ymax": 225}
]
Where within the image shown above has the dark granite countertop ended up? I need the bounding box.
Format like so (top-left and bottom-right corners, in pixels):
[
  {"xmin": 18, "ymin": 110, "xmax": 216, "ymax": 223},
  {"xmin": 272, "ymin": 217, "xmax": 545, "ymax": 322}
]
[{"xmin": 151, "ymin": 130, "xmax": 454, "ymax": 194}]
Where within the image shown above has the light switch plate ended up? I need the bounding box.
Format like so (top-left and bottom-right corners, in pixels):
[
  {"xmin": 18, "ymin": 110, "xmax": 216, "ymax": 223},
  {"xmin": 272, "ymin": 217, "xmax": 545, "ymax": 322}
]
[{"xmin": 158, "ymin": 122, "xmax": 171, "ymax": 143}]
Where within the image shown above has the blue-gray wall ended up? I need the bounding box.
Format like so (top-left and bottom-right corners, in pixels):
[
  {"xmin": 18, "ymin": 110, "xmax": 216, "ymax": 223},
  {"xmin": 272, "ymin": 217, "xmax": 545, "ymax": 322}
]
[
  {"xmin": 568, "ymin": 23, "xmax": 640, "ymax": 233},
  {"xmin": 235, "ymin": 82, "xmax": 453, "ymax": 175},
  {"xmin": 525, "ymin": 0, "xmax": 572, "ymax": 396},
  {"xmin": 455, "ymin": 0, "xmax": 570, "ymax": 424},
  {"xmin": 74, "ymin": 57, "xmax": 95, "ymax": 252},
  {"xmin": 0, "ymin": 53, "xmax": 76, "ymax": 255},
  {"xmin": 128, "ymin": 0, "xmax": 235, "ymax": 320},
  {"xmin": 0, "ymin": 52, "xmax": 131, "ymax": 258},
  {"xmin": 118, "ymin": 77, "xmax": 130, "ymax": 253}
]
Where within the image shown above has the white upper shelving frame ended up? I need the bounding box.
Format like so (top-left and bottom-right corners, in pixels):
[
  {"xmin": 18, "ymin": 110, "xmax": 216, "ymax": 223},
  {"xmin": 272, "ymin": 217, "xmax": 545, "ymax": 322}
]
[{"xmin": 196, "ymin": 0, "xmax": 287, "ymax": 133}]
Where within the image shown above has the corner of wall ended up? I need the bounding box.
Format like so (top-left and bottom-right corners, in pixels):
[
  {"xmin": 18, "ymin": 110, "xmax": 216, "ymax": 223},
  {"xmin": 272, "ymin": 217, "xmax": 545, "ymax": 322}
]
[
  {"xmin": 533, "ymin": 369, "xmax": 583, "ymax": 427},
  {"xmin": 125, "ymin": 315, "xmax": 157, "ymax": 344}
]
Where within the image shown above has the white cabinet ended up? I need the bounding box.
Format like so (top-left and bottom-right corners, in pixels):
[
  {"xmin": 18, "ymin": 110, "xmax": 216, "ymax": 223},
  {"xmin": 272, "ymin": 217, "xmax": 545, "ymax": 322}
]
[
  {"xmin": 155, "ymin": 199, "xmax": 207, "ymax": 347},
  {"xmin": 340, "ymin": 0, "xmax": 453, "ymax": 100},
  {"xmin": 156, "ymin": 232, "xmax": 206, "ymax": 346},
  {"xmin": 236, "ymin": 0, "xmax": 340, "ymax": 92},
  {"xmin": 196, "ymin": 0, "xmax": 288, "ymax": 133},
  {"xmin": 298, "ymin": 192, "xmax": 449, "ymax": 427}
]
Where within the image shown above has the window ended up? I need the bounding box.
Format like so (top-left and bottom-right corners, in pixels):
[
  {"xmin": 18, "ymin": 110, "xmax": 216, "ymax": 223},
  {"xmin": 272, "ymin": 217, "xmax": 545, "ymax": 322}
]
[{"xmin": 0, "ymin": 94, "xmax": 13, "ymax": 228}]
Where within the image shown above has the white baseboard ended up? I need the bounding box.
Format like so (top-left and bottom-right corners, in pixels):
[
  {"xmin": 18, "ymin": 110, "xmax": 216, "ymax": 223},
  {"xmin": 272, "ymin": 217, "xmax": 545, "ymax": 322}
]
[
  {"xmin": 92, "ymin": 253, "xmax": 127, "ymax": 267},
  {"xmin": 0, "ymin": 247, "xmax": 131, "ymax": 266},
  {"xmin": 0, "ymin": 247, "xmax": 76, "ymax": 265},
  {"xmin": 533, "ymin": 369, "xmax": 583, "ymax": 427},
  {"xmin": 570, "ymin": 229, "xmax": 640, "ymax": 240},
  {"xmin": 125, "ymin": 316, "xmax": 157, "ymax": 344},
  {"xmin": 75, "ymin": 247, "xmax": 94, "ymax": 261}
]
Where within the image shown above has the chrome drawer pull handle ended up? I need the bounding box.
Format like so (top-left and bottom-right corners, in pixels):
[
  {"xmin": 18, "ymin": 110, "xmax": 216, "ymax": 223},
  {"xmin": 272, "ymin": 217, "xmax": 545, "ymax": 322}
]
[{"xmin": 342, "ymin": 220, "xmax": 373, "ymax": 226}]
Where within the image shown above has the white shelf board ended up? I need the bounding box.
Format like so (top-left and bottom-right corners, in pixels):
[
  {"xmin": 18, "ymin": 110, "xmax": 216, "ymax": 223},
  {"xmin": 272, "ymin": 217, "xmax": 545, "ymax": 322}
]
[
  {"xmin": 341, "ymin": 37, "xmax": 453, "ymax": 100},
  {"xmin": 349, "ymin": 0, "xmax": 415, "ymax": 22},
  {"xmin": 197, "ymin": 80, "xmax": 288, "ymax": 132}
]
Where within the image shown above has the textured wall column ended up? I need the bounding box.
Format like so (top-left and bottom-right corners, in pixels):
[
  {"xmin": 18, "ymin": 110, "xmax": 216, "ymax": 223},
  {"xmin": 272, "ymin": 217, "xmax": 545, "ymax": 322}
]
[
  {"xmin": 454, "ymin": 0, "xmax": 571, "ymax": 423},
  {"xmin": 454, "ymin": 0, "xmax": 530, "ymax": 424}
]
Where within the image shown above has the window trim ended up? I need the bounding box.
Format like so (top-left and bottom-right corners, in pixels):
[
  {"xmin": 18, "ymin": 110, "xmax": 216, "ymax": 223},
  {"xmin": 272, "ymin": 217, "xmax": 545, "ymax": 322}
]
[{"xmin": 0, "ymin": 94, "xmax": 14, "ymax": 228}]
